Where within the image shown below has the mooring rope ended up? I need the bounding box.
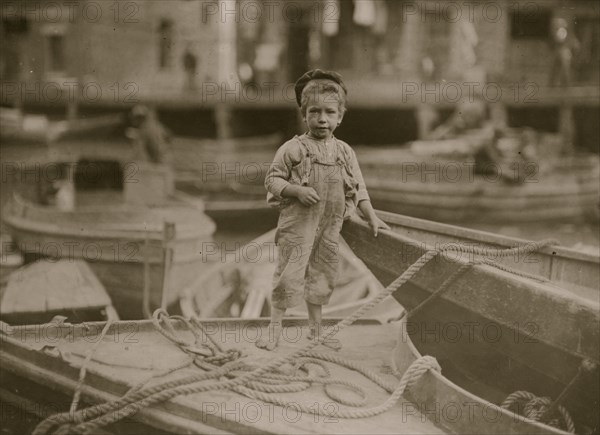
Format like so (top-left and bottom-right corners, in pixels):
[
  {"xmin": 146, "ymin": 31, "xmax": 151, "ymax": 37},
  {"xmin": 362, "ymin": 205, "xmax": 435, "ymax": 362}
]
[
  {"xmin": 33, "ymin": 238, "xmax": 560, "ymax": 434},
  {"xmin": 501, "ymin": 390, "xmax": 576, "ymax": 433}
]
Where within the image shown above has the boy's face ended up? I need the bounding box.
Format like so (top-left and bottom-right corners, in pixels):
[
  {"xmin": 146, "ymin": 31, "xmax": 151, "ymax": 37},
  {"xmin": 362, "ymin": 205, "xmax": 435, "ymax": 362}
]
[{"xmin": 303, "ymin": 93, "xmax": 343, "ymax": 140}]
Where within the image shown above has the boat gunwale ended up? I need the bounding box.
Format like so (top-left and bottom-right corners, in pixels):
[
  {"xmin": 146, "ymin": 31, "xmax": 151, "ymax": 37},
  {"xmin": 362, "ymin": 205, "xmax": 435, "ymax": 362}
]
[
  {"xmin": 377, "ymin": 210, "xmax": 599, "ymax": 265},
  {"xmin": 392, "ymin": 315, "xmax": 570, "ymax": 435},
  {"xmin": 3, "ymin": 192, "xmax": 214, "ymax": 241},
  {"xmin": 341, "ymin": 216, "xmax": 600, "ymax": 361}
]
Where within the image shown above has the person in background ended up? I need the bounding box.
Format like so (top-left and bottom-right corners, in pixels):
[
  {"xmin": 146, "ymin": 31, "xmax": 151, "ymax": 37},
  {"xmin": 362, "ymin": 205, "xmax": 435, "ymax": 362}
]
[
  {"xmin": 256, "ymin": 69, "xmax": 389, "ymax": 351},
  {"xmin": 182, "ymin": 45, "xmax": 198, "ymax": 91},
  {"xmin": 549, "ymin": 17, "xmax": 580, "ymax": 87},
  {"xmin": 127, "ymin": 105, "xmax": 173, "ymax": 165}
]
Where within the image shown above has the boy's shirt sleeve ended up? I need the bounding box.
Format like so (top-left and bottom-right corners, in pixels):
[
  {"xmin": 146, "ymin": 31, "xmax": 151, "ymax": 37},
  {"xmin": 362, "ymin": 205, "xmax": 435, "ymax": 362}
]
[
  {"xmin": 347, "ymin": 147, "xmax": 370, "ymax": 203},
  {"xmin": 265, "ymin": 140, "xmax": 302, "ymax": 205}
]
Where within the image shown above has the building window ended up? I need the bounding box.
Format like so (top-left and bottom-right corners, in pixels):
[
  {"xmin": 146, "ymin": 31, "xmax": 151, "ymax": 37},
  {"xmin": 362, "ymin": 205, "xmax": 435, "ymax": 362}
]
[
  {"xmin": 510, "ymin": 8, "xmax": 551, "ymax": 39},
  {"xmin": 158, "ymin": 19, "xmax": 174, "ymax": 69},
  {"xmin": 41, "ymin": 24, "xmax": 67, "ymax": 76},
  {"xmin": 574, "ymin": 16, "xmax": 600, "ymax": 83},
  {"xmin": 47, "ymin": 34, "xmax": 65, "ymax": 72}
]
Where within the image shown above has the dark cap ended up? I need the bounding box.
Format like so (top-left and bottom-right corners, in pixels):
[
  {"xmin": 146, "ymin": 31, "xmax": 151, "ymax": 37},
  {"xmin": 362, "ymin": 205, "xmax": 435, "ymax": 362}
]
[{"xmin": 294, "ymin": 69, "xmax": 347, "ymax": 107}]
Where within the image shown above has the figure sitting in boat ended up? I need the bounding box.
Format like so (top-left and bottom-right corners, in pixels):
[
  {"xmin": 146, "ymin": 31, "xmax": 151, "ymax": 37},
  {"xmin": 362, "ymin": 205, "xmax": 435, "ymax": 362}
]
[
  {"xmin": 412, "ymin": 99, "xmax": 556, "ymax": 184},
  {"xmin": 126, "ymin": 104, "xmax": 174, "ymax": 166}
]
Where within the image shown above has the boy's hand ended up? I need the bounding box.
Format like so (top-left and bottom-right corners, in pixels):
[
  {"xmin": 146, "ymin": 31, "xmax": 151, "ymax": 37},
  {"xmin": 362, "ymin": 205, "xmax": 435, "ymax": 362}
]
[
  {"xmin": 296, "ymin": 186, "xmax": 320, "ymax": 206},
  {"xmin": 367, "ymin": 215, "xmax": 390, "ymax": 237}
]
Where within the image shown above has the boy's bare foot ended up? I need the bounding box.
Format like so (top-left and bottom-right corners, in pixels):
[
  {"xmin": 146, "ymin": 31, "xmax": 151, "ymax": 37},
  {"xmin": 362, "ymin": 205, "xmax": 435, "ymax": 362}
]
[
  {"xmin": 256, "ymin": 322, "xmax": 282, "ymax": 351},
  {"xmin": 307, "ymin": 323, "xmax": 342, "ymax": 350}
]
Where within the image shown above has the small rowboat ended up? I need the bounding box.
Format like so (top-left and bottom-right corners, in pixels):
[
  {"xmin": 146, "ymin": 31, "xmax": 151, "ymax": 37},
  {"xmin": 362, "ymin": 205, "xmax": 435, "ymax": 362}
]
[
  {"xmin": 2, "ymin": 161, "xmax": 216, "ymax": 320},
  {"xmin": 0, "ymin": 259, "xmax": 118, "ymax": 325},
  {"xmin": 180, "ymin": 229, "xmax": 400, "ymax": 321},
  {"xmin": 355, "ymin": 147, "xmax": 600, "ymax": 224},
  {"xmin": 341, "ymin": 211, "xmax": 599, "ymax": 434}
]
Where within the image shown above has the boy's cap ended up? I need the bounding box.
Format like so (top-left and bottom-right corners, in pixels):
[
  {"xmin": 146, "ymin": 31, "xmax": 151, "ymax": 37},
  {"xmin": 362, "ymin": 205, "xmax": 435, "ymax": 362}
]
[{"xmin": 294, "ymin": 69, "xmax": 347, "ymax": 106}]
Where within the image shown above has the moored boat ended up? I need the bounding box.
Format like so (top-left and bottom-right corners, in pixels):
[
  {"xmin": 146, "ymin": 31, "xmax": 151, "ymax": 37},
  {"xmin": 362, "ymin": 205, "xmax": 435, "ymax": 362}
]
[
  {"xmin": 355, "ymin": 147, "xmax": 600, "ymax": 224},
  {"xmin": 0, "ymin": 211, "xmax": 597, "ymax": 433},
  {"xmin": 374, "ymin": 210, "xmax": 599, "ymax": 302},
  {"xmin": 180, "ymin": 229, "xmax": 400, "ymax": 321},
  {"xmin": 172, "ymin": 133, "xmax": 281, "ymax": 192},
  {"xmin": 0, "ymin": 259, "xmax": 118, "ymax": 325},
  {"xmin": 1, "ymin": 308, "xmax": 593, "ymax": 434},
  {"xmin": 341, "ymin": 212, "xmax": 599, "ymax": 433},
  {"xmin": 2, "ymin": 160, "xmax": 216, "ymax": 320},
  {"xmin": 172, "ymin": 133, "xmax": 280, "ymax": 228}
]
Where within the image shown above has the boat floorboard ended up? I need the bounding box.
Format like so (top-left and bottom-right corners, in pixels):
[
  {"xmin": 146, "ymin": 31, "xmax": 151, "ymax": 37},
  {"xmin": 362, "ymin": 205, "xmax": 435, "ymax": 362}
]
[{"xmin": 2, "ymin": 321, "xmax": 447, "ymax": 434}]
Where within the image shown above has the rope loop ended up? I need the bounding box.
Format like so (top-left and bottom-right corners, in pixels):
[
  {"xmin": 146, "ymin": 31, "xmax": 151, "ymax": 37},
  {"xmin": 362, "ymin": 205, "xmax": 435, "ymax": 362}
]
[
  {"xmin": 400, "ymin": 355, "xmax": 442, "ymax": 392},
  {"xmin": 501, "ymin": 390, "xmax": 576, "ymax": 433}
]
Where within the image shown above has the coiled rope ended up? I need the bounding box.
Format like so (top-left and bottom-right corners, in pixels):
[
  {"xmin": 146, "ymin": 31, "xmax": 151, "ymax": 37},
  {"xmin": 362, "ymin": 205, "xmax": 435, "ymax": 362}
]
[
  {"xmin": 501, "ymin": 390, "xmax": 576, "ymax": 433},
  {"xmin": 33, "ymin": 238, "xmax": 559, "ymax": 435}
]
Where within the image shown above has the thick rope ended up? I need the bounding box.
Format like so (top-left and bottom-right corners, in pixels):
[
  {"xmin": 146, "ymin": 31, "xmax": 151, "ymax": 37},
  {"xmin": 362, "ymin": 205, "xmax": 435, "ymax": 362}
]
[
  {"xmin": 233, "ymin": 355, "xmax": 441, "ymax": 419},
  {"xmin": 33, "ymin": 238, "xmax": 559, "ymax": 434},
  {"xmin": 69, "ymin": 319, "xmax": 114, "ymax": 415},
  {"xmin": 501, "ymin": 390, "xmax": 576, "ymax": 433}
]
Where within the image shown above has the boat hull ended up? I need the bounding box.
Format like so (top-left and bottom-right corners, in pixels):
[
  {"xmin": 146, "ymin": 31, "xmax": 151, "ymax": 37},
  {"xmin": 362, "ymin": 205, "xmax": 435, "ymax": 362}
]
[
  {"xmin": 0, "ymin": 318, "xmax": 579, "ymax": 434},
  {"xmin": 358, "ymin": 151, "xmax": 600, "ymax": 223},
  {"xmin": 2, "ymin": 196, "xmax": 215, "ymax": 320},
  {"xmin": 341, "ymin": 215, "xmax": 600, "ymax": 432}
]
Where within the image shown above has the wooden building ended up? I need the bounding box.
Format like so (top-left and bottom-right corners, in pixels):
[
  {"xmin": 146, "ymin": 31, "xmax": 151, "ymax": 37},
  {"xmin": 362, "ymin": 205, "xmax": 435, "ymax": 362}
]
[
  {"xmin": 1, "ymin": 0, "xmax": 598, "ymax": 151},
  {"xmin": 1, "ymin": 0, "xmax": 220, "ymax": 110}
]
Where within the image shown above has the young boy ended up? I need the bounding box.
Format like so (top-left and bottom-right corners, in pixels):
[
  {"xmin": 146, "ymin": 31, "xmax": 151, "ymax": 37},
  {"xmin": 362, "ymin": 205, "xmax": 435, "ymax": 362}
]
[{"xmin": 256, "ymin": 69, "xmax": 390, "ymax": 351}]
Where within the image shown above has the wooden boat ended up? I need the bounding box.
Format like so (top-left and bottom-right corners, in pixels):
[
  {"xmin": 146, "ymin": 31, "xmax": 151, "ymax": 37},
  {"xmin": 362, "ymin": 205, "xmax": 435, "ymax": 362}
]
[
  {"xmin": 2, "ymin": 160, "xmax": 216, "ymax": 320},
  {"xmin": 0, "ymin": 318, "xmax": 446, "ymax": 435},
  {"xmin": 172, "ymin": 133, "xmax": 280, "ymax": 227},
  {"xmin": 171, "ymin": 133, "xmax": 281, "ymax": 191},
  {"xmin": 341, "ymin": 211, "xmax": 599, "ymax": 434},
  {"xmin": 180, "ymin": 229, "xmax": 400, "ymax": 321},
  {"xmin": 1, "ymin": 311, "xmax": 594, "ymax": 434},
  {"xmin": 355, "ymin": 146, "xmax": 600, "ymax": 223},
  {"xmin": 0, "ymin": 259, "xmax": 118, "ymax": 325},
  {"xmin": 0, "ymin": 212, "xmax": 598, "ymax": 433},
  {"xmin": 175, "ymin": 182, "xmax": 277, "ymax": 230},
  {"xmin": 374, "ymin": 210, "xmax": 599, "ymax": 302}
]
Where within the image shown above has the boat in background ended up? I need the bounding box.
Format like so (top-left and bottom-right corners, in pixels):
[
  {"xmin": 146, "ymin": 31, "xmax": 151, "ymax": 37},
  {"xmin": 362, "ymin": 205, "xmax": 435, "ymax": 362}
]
[
  {"xmin": 341, "ymin": 211, "xmax": 599, "ymax": 433},
  {"xmin": 180, "ymin": 229, "xmax": 400, "ymax": 321},
  {"xmin": 172, "ymin": 134, "xmax": 279, "ymax": 227},
  {"xmin": 1, "ymin": 259, "xmax": 118, "ymax": 325},
  {"xmin": 172, "ymin": 133, "xmax": 280, "ymax": 192},
  {"xmin": 2, "ymin": 159, "xmax": 216, "ymax": 320},
  {"xmin": 355, "ymin": 146, "xmax": 600, "ymax": 224},
  {"xmin": 0, "ymin": 108, "xmax": 124, "ymax": 144}
]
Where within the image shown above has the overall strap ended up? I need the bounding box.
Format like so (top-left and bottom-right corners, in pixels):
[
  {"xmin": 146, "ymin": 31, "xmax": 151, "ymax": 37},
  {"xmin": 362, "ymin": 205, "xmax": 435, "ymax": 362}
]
[
  {"xmin": 293, "ymin": 135, "xmax": 314, "ymax": 186},
  {"xmin": 334, "ymin": 139, "xmax": 352, "ymax": 168}
]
